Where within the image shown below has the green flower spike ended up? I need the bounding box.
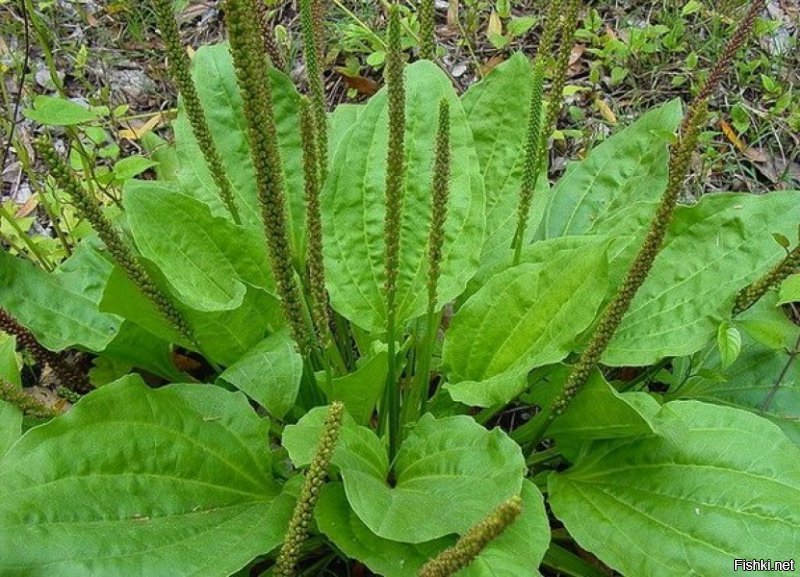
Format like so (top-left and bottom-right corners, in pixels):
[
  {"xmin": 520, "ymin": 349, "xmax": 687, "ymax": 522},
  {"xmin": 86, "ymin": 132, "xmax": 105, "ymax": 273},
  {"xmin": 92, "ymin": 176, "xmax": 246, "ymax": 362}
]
[
  {"xmin": 226, "ymin": 0, "xmax": 313, "ymax": 351},
  {"xmin": 150, "ymin": 0, "xmax": 241, "ymax": 224},
  {"xmin": 418, "ymin": 496, "xmax": 523, "ymax": 577},
  {"xmin": 512, "ymin": 58, "xmax": 545, "ymax": 263},
  {"xmin": 427, "ymin": 98, "xmax": 451, "ymax": 314},
  {"xmin": 299, "ymin": 97, "xmax": 330, "ymax": 347},
  {"xmin": 734, "ymin": 244, "xmax": 799, "ymax": 315},
  {"xmin": 402, "ymin": 98, "xmax": 451, "ymax": 425},
  {"xmin": 34, "ymin": 139, "xmax": 196, "ymax": 346},
  {"xmin": 274, "ymin": 401, "xmax": 344, "ymax": 577},
  {"xmin": 0, "ymin": 379, "xmax": 62, "ymax": 420},
  {"xmin": 536, "ymin": 0, "xmax": 563, "ymax": 60},
  {"xmin": 696, "ymin": 0, "xmax": 766, "ymax": 103},
  {"xmin": 0, "ymin": 308, "xmax": 89, "ymax": 393},
  {"xmin": 511, "ymin": 100, "xmax": 710, "ymax": 447},
  {"xmin": 300, "ymin": 0, "xmax": 329, "ymax": 177},
  {"xmin": 255, "ymin": 0, "xmax": 286, "ymax": 70},
  {"xmin": 419, "ymin": 0, "xmax": 435, "ymax": 60},
  {"xmin": 512, "ymin": 0, "xmax": 580, "ymax": 264},
  {"xmin": 380, "ymin": 4, "xmax": 407, "ymax": 460},
  {"xmin": 541, "ymin": 0, "xmax": 582, "ymax": 145}
]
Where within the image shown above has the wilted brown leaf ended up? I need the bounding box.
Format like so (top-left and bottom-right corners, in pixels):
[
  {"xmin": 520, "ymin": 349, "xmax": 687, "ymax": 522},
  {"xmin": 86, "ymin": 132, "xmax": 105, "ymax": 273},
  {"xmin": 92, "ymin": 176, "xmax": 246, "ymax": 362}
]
[
  {"xmin": 479, "ymin": 54, "xmax": 505, "ymax": 77},
  {"xmin": 337, "ymin": 72, "xmax": 379, "ymax": 96}
]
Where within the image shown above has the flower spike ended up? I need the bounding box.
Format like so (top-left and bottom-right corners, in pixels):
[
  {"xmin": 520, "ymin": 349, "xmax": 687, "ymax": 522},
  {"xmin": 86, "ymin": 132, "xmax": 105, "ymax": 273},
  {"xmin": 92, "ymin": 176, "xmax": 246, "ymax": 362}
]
[
  {"xmin": 226, "ymin": 0, "xmax": 313, "ymax": 351},
  {"xmin": 150, "ymin": 0, "xmax": 241, "ymax": 223},
  {"xmin": 418, "ymin": 497, "xmax": 523, "ymax": 577},
  {"xmin": 274, "ymin": 402, "xmax": 344, "ymax": 576}
]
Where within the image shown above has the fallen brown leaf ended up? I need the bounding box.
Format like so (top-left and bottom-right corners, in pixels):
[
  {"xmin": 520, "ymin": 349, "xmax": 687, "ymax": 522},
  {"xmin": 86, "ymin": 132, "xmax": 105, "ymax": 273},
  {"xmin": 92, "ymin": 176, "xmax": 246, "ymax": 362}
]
[
  {"xmin": 743, "ymin": 146, "xmax": 769, "ymax": 164},
  {"xmin": 479, "ymin": 54, "xmax": 505, "ymax": 77},
  {"xmin": 337, "ymin": 72, "xmax": 379, "ymax": 96},
  {"xmin": 14, "ymin": 194, "xmax": 39, "ymax": 218}
]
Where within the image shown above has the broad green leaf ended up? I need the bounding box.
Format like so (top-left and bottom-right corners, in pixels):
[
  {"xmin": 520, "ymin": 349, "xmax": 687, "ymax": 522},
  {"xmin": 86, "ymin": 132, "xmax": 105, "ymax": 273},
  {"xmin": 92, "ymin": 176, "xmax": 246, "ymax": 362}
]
[
  {"xmin": 284, "ymin": 409, "xmax": 525, "ymax": 543},
  {"xmin": 604, "ymin": 191, "xmax": 800, "ymax": 365},
  {"xmin": 185, "ymin": 287, "xmax": 278, "ymax": 366},
  {"xmin": 95, "ymin": 321, "xmax": 185, "ymax": 382},
  {"xmin": 717, "ymin": 321, "xmax": 742, "ymax": 369},
  {"xmin": 323, "ymin": 61, "xmax": 485, "ymax": 333},
  {"xmin": 0, "ymin": 334, "xmax": 21, "ymax": 386},
  {"xmin": 100, "ymin": 259, "xmax": 279, "ymax": 365},
  {"xmin": 140, "ymin": 132, "xmax": 180, "ymax": 181},
  {"xmin": 317, "ymin": 344, "xmax": 387, "ymax": 425},
  {"xmin": 0, "ymin": 401, "xmax": 22, "ymax": 457},
  {"xmin": 328, "ymin": 103, "xmax": 362, "ymax": 161},
  {"xmin": 461, "ymin": 234, "xmax": 630, "ymax": 306},
  {"xmin": 124, "ymin": 180, "xmax": 274, "ymax": 312},
  {"xmin": 23, "ymin": 95, "xmax": 99, "ymax": 126},
  {"xmin": 316, "ymin": 480, "xmax": 549, "ymax": 577},
  {"xmin": 112, "ymin": 156, "xmax": 158, "ymax": 181},
  {"xmin": 737, "ymin": 292, "xmax": 799, "ymax": 350},
  {"xmin": 538, "ymin": 99, "xmax": 682, "ymax": 241},
  {"xmin": 669, "ymin": 330, "xmax": 800, "ymax": 446},
  {"xmin": 461, "ymin": 52, "xmax": 548, "ymax": 257},
  {"xmin": 0, "ymin": 375, "xmax": 293, "ymax": 576},
  {"xmin": 219, "ymin": 328, "xmax": 302, "ymax": 419},
  {"xmin": 778, "ymin": 273, "xmax": 800, "ymax": 305},
  {"xmin": 548, "ymin": 371, "xmax": 658, "ymax": 460},
  {"xmin": 0, "ymin": 246, "xmax": 120, "ymax": 352},
  {"xmin": 443, "ymin": 243, "xmax": 608, "ymax": 407},
  {"xmin": 542, "ymin": 543, "xmax": 609, "ymax": 577},
  {"xmin": 316, "ymin": 483, "xmax": 451, "ymax": 577},
  {"xmin": 175, "ymin": 43, "xmax": 307, "ymax": 257},
  {"xmin": 100, "ymin": 264, "xmax": 185, "ymax": 346},
  {"xmin": 549, "ymin": 401, "xmax": 800, "ymax": 577}
]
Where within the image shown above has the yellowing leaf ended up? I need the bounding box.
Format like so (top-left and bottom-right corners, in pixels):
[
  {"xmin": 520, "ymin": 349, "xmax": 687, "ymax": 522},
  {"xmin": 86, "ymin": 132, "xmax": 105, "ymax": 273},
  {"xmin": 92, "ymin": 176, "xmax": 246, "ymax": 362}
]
[
  {"xmin": 595, "ymin": 98, "xmax": 617, "ymax": 125},
  {"xmin": 719, "ymin": 118, "xmax": 746, "ymax": 152},
  {"xmin": 118, "ymin": 112, "xmax": 164, "ymax": 140},
  {"xmin": 487, "ymin": 11, "xmax": 503, "ymax": 38}
]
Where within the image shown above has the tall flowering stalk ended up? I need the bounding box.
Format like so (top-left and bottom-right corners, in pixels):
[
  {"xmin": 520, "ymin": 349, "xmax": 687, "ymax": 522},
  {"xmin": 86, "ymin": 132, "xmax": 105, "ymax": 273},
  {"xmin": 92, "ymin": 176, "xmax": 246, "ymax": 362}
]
[
  {"xmin": 512, "ymin": 0, "xmax": 580, "ymax": 264},
  {"xmin": 379, "ymin": 5, "xmax": 406, "ymax": 459},
  {"xmin": 226, "ymin": 0, "xmax": 312, "ymax": 351},
  {"xmin": 734, "ymin": 244, "xmax": 799, "ymax": 315},
  {"xmin": 418, "ymin": 497, "xmax": 523, "ymax": 577},
  {"xmin": 299, "ymin": 97, "xmax": 330, "ymax": 347},
  {"xmin": 150, "ymin": 0, "xmax": 241, "ymax": 224},
  {"xmin": 255, "ymin": 0, "xmax": 286, "ymax": 70},
  {"xmin": 0, "ymin": 308, "xmax": 89, "ymax": 392},
  {"xmin": 513, "ymin": 0, "xmax": 766, "ymax": 447},
  {"xmin": 274, "ymin": 402, "xmax": 344, "ymax": 577},
  {"xmin": 35, "ymin": 139, "xmax": 196, "ymax": 347},
  {"xmin": 512, "ymin": 59, "xmax": 545, "ymax": 264},
  {"xmin": 300, "ymin": 0, "xmax": 329, "ymax": 177},
  {"xmin": 404, "ymin": 99, "xmax": 451, "ymax": 426},
  {"xmin": 419, "ymin": 0, "xmax": 435, "ymax": 60}
]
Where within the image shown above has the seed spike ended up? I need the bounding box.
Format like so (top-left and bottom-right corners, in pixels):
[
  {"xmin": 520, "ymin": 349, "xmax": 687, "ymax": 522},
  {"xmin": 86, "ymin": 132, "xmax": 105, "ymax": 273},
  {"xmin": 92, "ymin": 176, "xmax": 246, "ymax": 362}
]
[
  {"xmin": 226, "ymin": 0, "xmax": 313, "ymax": 351},
  {"xmin": 0, "ymin": 308, "xmax": 89, "ymax": 393},
  {"xmin": 34, "ymin": 139, "xmax": 196, "ymax": 347},
  {"xmin": 150, "ymin": 0, "xmax": 241, "ymax": 224},
  {"xmin": 379, "ymin": 4, "xmax": 407, "ymax": 460},
  {"xmin": 274, "ymin": 402, "xmax": 344, "ymax": 577},
  {"xmin": 418, "ymin": 497, "xmax": 523, "ymax": 577}
]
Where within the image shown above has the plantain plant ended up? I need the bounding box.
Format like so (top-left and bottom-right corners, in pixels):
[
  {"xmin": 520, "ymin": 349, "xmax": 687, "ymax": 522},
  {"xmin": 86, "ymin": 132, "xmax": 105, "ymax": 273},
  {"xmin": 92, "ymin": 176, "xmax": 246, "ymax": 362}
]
[{"xmin": 0, "ymin": 0, "xmax": 798, "ymax": 576}]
